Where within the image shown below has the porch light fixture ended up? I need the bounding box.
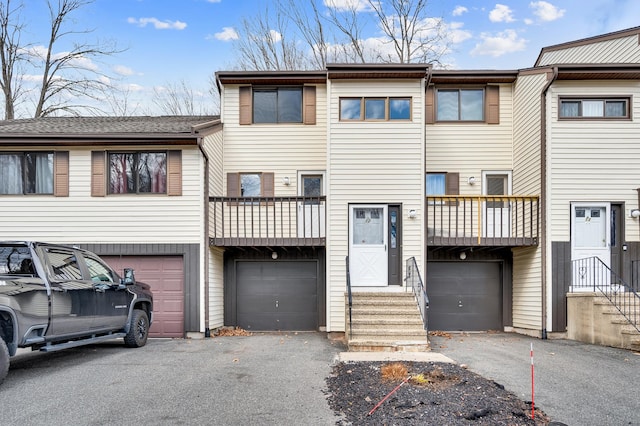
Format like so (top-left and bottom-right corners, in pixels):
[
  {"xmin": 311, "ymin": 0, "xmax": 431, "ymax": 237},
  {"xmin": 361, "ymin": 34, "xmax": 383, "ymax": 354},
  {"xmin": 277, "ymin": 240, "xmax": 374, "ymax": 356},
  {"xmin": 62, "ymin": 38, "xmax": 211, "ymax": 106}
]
[
  {"xmin": 271, "ymin": 251, "xmax": 278, "ymax": 259},
  {"xmin": 408, "ymin": 209, "xmax": 417, "ymax": 219},
  {"xmin": 630, "ymin": 209, "xmax": 640, "ymax": 218},
  {"xmin": 282, "ymin": 177, "xmax": 290, "ymax": 186},
  {"xmin": 467, "ymin": 176, "xmax": 476, "ymax": 185},
  {"xmin": 459, "ymin": 252, "xmax": 467, "ymax": 260}
]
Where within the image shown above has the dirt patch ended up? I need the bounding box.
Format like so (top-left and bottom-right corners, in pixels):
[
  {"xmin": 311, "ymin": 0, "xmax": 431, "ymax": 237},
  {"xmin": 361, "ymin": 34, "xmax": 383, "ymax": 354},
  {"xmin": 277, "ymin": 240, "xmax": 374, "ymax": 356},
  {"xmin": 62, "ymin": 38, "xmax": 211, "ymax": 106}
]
[{"xmin": 326, "ymin": 361, "xmax": 550, "ymax": 425}]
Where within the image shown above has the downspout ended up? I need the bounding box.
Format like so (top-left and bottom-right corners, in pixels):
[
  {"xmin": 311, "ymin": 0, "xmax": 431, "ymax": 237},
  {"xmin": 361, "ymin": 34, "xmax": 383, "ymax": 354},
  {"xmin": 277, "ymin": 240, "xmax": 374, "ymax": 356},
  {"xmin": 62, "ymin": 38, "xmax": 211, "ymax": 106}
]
[
  {"xmin": 540, "ymin": 66, "xmax": 558, "ymax": 339},
  {"xmin": 197, "ymin": 135, "xmax": 211, "ymax": 338}
]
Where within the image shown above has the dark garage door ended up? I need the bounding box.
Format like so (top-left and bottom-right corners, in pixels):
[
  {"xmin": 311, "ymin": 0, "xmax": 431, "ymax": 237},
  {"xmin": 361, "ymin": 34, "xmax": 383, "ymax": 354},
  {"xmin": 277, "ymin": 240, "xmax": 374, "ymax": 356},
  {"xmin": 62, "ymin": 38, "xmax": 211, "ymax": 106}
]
[
  {"xmin": 103, "ymin": 256, "xmax": 185, "ymax": 338},
  {"xmin": 427, "ymin": 262, "xmax": 502, "ymax": 331},
  {"xmin": 236, "ymin": 260, "xmax": 318, "ymax": 331}
]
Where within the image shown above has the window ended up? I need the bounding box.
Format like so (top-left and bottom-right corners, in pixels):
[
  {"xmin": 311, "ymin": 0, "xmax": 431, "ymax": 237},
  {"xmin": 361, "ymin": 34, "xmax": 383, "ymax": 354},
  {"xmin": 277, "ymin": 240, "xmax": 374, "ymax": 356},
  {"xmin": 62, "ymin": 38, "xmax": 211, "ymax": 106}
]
[
  {"xmin": 559, "ymin": 97, "xmax": 630, "ymax": 119},
  {"xmin": 253, "ymin": 87, "xmax": 302, "ymax": 123},
  {"xmin": 226, "ymin": 172, "xmax": 275, "ymax": 200},
  {"xmin": 426, "ymin": 172, "xmax": 459, "ymax": 204},
  {"xmin": 84, "ymin": 256, "xmax": 116, "ymax": 284},
  {"xmin": 436, "ymin": 89, "xmax": 484, "ymax": 121},
  {"xmin": 45, "ymin": 248, "xmax": 83, "ymax": 281},
  {"xmin": 340, "ymin": 97, "xmax": 411, "ymax": 121},
  {"xmin": 0, "ymin": 152, "xmax": 54, "ymax": 195},
  {"xmin": 109, "ymin": 152, "xmax": 167, "ymax": 194}
]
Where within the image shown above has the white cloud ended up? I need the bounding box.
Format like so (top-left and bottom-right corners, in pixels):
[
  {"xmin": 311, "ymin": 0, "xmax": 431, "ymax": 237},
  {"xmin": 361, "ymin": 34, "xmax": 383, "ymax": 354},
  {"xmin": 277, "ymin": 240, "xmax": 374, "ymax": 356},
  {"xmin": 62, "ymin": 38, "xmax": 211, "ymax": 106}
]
[
  {"xmin": 489, "ymin": 4, "xmax": 515, "ymax": 23},
  {"xmin": 127, "ymin": 17, "xmax": 187, "ymax": 30},
  {"xmin": 113, "ymin": 65, "xmax": 135, "ymax": 76},
  {"xmin": 529, "ymin": 1, "xmax": 565, "ymax": 22},
  {"xmin": 447, "ymin": 21, "xmax": 473, "ymax": 44},
  {"xmin": 127, "ymin": 84, "xmax": 145, "ymax": 92},
  {"xmin": 524, "ymin": 18, "xmax": 534, "ymax": 25},
  {"xmin": 269, "ymin": 30, "xmax": 283, "ymax": 43},
  {"xmin": 206, "ymin": 0, "xmax": 221, "ymax": 3},
  {"xmin": 214, "ymin": 27, "xmax": 239, "ymax": 41},
  {"xmin": 324, "ymin": 0, "xmax": 370, "ymax": 12},
  {"xmin": 470, "ymin": 29, "xmax": 527, "ymax": 57},
  {"xmin": 452, "ymin": 6, "xmax": 468, "ymax": 17}
]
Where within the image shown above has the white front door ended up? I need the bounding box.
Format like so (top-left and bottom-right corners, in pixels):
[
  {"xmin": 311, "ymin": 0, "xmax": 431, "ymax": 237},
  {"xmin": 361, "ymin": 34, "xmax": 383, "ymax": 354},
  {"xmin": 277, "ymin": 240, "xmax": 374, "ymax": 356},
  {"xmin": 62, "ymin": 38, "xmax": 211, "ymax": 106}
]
[
  {"xmin": 349, "ymin": 205, "xmax": 388, "ymax": 287},
  {"xmin": 571, "ymin": 203, "xmax": 611, "ymax": 290},
  {"xmin": 483, "ymin": 172, "xmax": 511, "ymax": 238}
]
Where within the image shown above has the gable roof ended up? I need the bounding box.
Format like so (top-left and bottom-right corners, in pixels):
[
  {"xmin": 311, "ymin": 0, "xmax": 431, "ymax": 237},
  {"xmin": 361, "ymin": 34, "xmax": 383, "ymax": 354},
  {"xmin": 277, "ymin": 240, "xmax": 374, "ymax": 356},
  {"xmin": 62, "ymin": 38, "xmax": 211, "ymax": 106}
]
[{"xmin": 0, "ymin": 116, "xmax": 221, "ymax": 146}]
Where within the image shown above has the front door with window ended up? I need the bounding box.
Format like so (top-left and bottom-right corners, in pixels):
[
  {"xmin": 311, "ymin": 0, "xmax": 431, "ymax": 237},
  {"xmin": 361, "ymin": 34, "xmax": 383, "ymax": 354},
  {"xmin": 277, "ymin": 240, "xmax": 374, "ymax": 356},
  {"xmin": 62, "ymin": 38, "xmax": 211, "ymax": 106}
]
[
  {"xmin": 571, "ymin": 203, "xmax": 611, "ymax": 289},
  {"xmin": 349, "ymin": 205, "xmax": 388, "ymax": 287},
  {"xmin": 483, "ymin": 172, "xmax": 511, "ymax": 238}
]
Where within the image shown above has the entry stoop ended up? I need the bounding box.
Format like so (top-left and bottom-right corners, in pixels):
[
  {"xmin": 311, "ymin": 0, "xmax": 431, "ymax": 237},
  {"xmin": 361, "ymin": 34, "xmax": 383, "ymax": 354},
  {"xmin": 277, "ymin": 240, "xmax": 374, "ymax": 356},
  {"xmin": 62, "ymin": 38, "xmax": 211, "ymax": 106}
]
[{"xmin": 345, "ymin": 292, "xmax": 430, "ymax": 352}]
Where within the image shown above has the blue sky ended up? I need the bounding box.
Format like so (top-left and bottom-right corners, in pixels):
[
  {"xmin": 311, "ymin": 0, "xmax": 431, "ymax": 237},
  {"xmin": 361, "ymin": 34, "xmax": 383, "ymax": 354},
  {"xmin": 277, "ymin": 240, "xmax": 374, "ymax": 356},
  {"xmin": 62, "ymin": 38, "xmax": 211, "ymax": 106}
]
[{"xmin": 17, "ymin": 0, "xmax": 640, "ymax": 115}]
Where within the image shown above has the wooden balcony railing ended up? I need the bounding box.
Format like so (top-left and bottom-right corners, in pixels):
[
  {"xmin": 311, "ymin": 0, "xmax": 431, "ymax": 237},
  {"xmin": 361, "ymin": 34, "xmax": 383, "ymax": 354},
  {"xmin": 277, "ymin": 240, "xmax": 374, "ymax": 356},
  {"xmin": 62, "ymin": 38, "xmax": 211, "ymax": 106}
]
[
  {"xmin": 426, "ymin": 195, "xmax": 539, "ymax": 247},
  {"xmin": 209, "ymin": 196, "xmax": 326, "ymax": 247}
]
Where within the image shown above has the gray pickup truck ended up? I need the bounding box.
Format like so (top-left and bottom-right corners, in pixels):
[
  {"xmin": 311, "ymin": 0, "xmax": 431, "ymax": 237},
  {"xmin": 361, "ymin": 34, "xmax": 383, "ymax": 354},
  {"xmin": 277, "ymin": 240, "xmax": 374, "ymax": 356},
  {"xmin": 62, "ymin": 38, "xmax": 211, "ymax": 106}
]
[{"xmin": 0, "ymin": 241, "xmax": 153, "ymax": 384}]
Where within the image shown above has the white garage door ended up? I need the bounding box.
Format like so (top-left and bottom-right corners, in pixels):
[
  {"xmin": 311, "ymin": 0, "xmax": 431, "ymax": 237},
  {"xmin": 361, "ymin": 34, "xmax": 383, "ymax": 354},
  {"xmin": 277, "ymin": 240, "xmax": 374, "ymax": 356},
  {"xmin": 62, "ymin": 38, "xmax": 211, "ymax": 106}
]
[{"xmin": 102, "ymin": 256, "xmax": 184, "ymax": 338}]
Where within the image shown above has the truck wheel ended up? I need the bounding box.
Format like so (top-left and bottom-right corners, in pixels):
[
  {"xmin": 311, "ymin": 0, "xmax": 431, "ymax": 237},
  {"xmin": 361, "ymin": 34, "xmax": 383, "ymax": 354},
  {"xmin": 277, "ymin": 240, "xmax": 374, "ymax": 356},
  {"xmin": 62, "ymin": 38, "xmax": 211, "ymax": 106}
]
[
  {"xmin": 0, "ymin": 338, "xmax": 9, "ymax": 385},
  {"xmin": 124, "ymin": 309, "xmax": 149, "ymax": 348}
]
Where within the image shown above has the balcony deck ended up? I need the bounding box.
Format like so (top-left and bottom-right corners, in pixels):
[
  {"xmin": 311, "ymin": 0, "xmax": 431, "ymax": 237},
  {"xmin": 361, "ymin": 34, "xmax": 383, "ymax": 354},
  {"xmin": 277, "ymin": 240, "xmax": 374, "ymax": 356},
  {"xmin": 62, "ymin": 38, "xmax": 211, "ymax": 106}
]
[
  {"xmin": 209, "ymin": 196, "xmax": 326, "ymax": 247},
  {"xmin": 426, "ymin": 195, "xmax": 539, "ymax": 247}
]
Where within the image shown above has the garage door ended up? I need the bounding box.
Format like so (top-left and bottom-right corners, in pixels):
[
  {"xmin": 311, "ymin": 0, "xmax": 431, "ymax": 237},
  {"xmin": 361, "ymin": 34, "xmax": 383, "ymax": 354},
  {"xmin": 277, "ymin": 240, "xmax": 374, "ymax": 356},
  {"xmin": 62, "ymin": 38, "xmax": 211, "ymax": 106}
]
[
  {"xmin": 102, "ymin": 256, "xmax": 184, "ymax": 338},
  {"xmin": 236, "ymin": 261, "xmax": 318, "ymax": 331},
  {"xmin": 427, "ymin": 262, "xmax": 502, "ymax": 331}
]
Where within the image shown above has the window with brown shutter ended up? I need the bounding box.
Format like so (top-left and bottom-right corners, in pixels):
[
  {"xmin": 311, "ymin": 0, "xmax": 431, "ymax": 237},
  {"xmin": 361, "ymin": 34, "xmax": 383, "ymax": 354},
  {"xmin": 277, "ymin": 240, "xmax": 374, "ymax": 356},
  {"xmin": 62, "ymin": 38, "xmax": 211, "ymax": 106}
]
[
  {"xmin": 226, "ymin": 172, "xmax": 274, "ymax": 204},
  {"xmin": 54, "ymin": 151, "xmax": 69, "ymax": 197},
  {"xmin": 167, "ymin": 150, "xmax": 182, "ymax": 196},
  {"xmin": 432, "ymin": 86, "xmax": 499, "ymax": 123}
]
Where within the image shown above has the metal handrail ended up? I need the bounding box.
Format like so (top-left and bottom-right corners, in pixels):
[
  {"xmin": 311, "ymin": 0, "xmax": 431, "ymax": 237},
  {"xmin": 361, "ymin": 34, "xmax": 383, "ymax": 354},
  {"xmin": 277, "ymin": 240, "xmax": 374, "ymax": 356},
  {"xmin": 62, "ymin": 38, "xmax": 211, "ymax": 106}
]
[
  {"xmin": 405, "ymin": 256, "xmax": 429, "ymax": 331},
  {"xmin": 571, "ymin": 256, "xmax": 640, "ymax": 333},
  {"xmin": 346, "ymin": 256, "xmax": 352, "ymax": 338}
]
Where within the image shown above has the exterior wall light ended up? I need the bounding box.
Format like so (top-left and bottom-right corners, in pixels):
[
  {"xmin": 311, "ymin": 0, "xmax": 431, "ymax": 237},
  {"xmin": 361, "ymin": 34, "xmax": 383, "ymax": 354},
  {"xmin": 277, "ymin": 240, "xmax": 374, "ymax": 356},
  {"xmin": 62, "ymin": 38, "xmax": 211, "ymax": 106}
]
[
  {"xmin": 460, "ymin": 252, "xmax": 467, "ymax": 260},
  {"xmin": 630, "ymin": 209, "xmax": 640, "ymax": 218},
  {"xmin": 468, "ymin": 176, "xmax": 476, "ymax": 185},
  {"xmin": 408, "ymin": 209, "xmax": 417, "ymax": 219},
  {"xmin": 282, "ymin": 177, "xmax": 290, "ymax": 186},
  {"xmin": 271, "ymin": 251, "xmax": 278, "ymax": 259}
]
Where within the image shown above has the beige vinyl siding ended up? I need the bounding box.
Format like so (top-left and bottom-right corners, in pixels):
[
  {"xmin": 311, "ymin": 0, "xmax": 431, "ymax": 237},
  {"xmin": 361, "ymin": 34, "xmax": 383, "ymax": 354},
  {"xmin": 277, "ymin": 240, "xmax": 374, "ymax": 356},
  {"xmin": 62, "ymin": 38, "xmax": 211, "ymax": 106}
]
[
  {"xmin": 425, "ymin": 84, "xmax": 514, "ymax": 195},
  {"xmin": 0, "ymin": 146, "xmax": 204, "ymax": 244},
  {"xmin": 512, "ymin": 247, "xmax": 542, "ymax": 329},
  {"xmin": 512, "ymin": 72, "xmax": 547, "ymax": 330},
  {"xmin": 327, "ymin": 79, "xmax": 425, "ymax": 332},
  {"xmin": 220, "ymin": 84, "xmax": 327, "ymax": 196},
  {"xmin": 538, "ymin": 34, "xmax": 640, "ymax": 65},
  {"xmin": 548, "ymin": 80, "xmax": 640, "ymax": 243},
  {"xmin": 208, "ymin": 247, "xmax": 225, "ymax": 329}
]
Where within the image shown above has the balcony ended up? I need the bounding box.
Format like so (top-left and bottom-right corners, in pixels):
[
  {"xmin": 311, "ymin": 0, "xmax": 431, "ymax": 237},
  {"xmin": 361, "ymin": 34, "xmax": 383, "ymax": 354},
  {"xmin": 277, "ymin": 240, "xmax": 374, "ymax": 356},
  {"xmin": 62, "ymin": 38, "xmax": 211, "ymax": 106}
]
[
  {"xmin": 426, "ymin": 195, "xmax": 539, "ymax": 247},
  {"xmin": 209, "ymin": 196, "xmax": 326, "ymax": 247}
]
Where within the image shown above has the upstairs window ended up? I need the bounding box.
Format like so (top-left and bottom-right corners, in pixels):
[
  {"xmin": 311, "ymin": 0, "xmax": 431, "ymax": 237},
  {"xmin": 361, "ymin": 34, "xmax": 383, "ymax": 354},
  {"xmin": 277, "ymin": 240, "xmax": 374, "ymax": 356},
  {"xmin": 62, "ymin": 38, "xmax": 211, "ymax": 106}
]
[
  {"xmin": 340, "ymin": 97, "xmax": 411, "ymax": 121},
  {"xmin": 559, "ymin": 97, "xmax": 630, "ymax": 119},
  {"xmin": 0, "ymin": 152, "xmax": 54, "ymax": 195},
  {"xmin": 436, "ymin": 89, "xmax": 484, "ymax": 121},
  {"xmin": 108, "ymin": 152, "xmax": 167, "ymax": 194},
  {"xmin": 253, "ymin": 87, "xmax": 303, "ymax": 123}
]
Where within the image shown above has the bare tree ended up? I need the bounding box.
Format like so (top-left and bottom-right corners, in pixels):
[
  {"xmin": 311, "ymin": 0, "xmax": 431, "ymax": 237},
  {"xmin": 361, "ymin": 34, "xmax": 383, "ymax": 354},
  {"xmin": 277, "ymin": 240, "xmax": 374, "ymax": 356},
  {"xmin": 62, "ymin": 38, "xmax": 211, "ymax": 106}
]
[
  {"xmin": 0, "ymin": 0, "xmax": 123, "ymax": 119},
  {"xmin": 0, "ymin": 0, "xmax": 28, "ymax": 119},
  {"xmin": 231, "ymin": 0, "xmax": 450, "ymax": 71},
  {"xmin": 152, "ymin": 80, "xmax": 217, "ymax": 116}
]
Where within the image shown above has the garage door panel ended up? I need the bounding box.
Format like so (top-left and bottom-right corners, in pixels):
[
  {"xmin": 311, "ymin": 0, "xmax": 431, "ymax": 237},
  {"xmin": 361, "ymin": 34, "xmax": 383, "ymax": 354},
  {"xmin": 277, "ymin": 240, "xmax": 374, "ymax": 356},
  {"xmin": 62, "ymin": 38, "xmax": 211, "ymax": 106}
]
[
  {"xmin": 103, "ymin": 256, "xmax": 184, "ymax": 338},
  {"xmin": 427, "ymin": 262, "xmax": 502, "ymax": 331},
  {"xmin": 236, "ymin": 261, "xmax": 318, "ymax": 331}
]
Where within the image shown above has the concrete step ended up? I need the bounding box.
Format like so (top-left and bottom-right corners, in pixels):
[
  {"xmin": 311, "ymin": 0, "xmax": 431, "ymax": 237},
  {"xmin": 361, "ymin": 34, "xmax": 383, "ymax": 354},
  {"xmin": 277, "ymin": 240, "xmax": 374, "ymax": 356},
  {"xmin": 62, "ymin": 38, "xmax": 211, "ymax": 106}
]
[{"xmin": 348, "ymin": 339, "xmax": 430, "ymax": 352}]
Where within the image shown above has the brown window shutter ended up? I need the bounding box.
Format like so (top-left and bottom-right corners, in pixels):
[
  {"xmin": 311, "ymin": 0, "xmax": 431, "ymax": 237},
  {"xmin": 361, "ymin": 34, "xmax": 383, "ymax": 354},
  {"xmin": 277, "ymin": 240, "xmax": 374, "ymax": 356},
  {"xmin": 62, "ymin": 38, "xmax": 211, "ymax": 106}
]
[
  {"xmin": 446, "ymin": 172, "xmax": 459, "ymax": 195},
  {"xmin": 262, "ymin": 172, "xmax": 274, "ymax": 197},
  {"xmin": 239, "ymin": 86, "xmax": 252, "ymax": 125},
  {"xmin": 167, "ymin": 150, "xmax": 182, "ymax": 196},
  {"xmin": 303, "ymin": 86, "xmax": 316, "ymax": 125},
  {"xmin": 54, "ymin": 151, "xmax": 69, "ymax": 197},
  {"xmin": 91, "ymin": 151, "xmax": 106, "ymax": 197},
  {"xmin": 486, "ymin": 85, "xmax": 500, "ymax": 124},
  {"xmin": 227, "ymin": 172, "xmax": 240, "ymax": 197},
  {"xmin": 425, "ymin": 86, "xmax": 435, "ymax": 124}
]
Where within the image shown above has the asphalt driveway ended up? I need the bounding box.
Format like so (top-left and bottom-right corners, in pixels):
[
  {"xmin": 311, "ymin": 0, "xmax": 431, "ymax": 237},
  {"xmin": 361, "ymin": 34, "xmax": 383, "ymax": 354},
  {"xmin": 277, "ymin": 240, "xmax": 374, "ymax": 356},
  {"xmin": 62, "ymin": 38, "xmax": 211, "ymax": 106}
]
[
  {"xmin": 0, "ymin": 333, "xmax": 346, "ymax": 426},
  {"xmin": 429, "ymin": 332, "xmax": 640, "ymax": 425}
]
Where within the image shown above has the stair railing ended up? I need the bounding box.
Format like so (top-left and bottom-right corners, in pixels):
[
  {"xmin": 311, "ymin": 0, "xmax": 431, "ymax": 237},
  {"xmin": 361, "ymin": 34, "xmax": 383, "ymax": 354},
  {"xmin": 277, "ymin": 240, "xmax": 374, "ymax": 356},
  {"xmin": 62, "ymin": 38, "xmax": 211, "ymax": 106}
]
[
  {"xmin": 571, "ymin": 256, "xmax": 640, "ymax": 333},
  {"xmin": 346, "ymin": 256, "xmax": 352, "ymax": 338},
  {"xmin": 405, "ymin": 256, "xmax": 429, "ymax": 331}
]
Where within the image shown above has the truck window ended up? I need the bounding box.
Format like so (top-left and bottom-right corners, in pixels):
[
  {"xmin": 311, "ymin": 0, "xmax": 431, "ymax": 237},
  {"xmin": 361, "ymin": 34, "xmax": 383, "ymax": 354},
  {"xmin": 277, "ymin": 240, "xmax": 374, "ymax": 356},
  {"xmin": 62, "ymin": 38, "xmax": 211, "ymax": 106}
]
[
  {"xmin": 0, "ymin": 245, "xmax": 33, "ymax": 275},
  {"xmin": 84, "ymin": 256, "xmax": 116, "ymax": 283},
  {"xmin": 45, "ymin": 248, "xmax": 83, "ymax": 281}
]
